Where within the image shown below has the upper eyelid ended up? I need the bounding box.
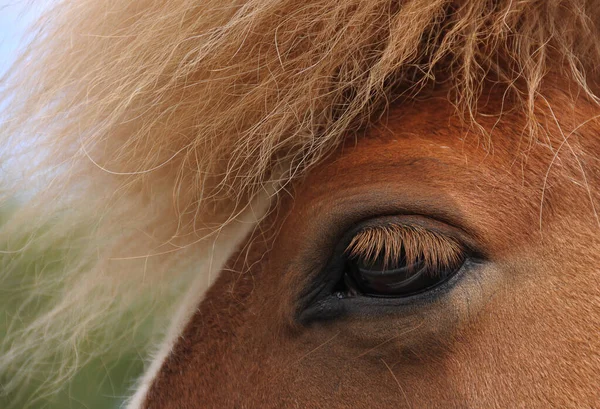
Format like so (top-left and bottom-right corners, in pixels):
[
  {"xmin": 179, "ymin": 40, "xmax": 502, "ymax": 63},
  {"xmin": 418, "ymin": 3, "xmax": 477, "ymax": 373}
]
[{"xmin": 300, "ymin": 184, "xmax": 474, "ymax": 234}]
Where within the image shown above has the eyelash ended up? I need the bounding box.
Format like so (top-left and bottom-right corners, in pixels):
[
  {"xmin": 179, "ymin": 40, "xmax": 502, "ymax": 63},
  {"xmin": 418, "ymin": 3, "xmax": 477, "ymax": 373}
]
[{"xmin": 345, "ymin": 224, "xmax": 464, "ymax": 273}]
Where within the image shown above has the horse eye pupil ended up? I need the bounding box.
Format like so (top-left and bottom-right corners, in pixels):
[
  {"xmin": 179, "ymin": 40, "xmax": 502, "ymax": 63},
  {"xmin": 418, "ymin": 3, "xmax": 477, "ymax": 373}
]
[{"xmin": 344, "ymin": 255, "xmax": 460, "ymax": 298}]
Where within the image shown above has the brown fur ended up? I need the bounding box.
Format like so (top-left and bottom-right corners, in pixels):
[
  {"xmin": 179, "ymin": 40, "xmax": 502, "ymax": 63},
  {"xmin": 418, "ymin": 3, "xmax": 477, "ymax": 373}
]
[{"xmin": 143, "ymin": 90, "xmax": 600, "ymax": 408}]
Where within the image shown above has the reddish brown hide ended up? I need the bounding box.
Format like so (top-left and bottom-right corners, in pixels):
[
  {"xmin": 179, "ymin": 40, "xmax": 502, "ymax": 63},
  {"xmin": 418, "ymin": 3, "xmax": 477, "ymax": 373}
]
[{"xmin": 142, "ymin": 89, "xmax": 600, "ymax": 408}]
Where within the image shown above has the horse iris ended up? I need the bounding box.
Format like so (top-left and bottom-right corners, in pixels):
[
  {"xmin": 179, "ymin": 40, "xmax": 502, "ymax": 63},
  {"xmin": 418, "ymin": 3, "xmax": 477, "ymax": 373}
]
[{"xmin": 345, "ymin": 256, "xmax": 459, "ymax": 297}]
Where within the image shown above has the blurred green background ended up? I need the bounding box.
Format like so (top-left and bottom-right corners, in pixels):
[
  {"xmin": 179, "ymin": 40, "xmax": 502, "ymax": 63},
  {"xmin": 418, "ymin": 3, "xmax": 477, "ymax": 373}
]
[
  {"xmin": 0, "ymin": 202, "xmax": 152, "ymax": 409},
  {"xmin": 0, "ymin": 5, "xmax": 171, "ymax": 407}
]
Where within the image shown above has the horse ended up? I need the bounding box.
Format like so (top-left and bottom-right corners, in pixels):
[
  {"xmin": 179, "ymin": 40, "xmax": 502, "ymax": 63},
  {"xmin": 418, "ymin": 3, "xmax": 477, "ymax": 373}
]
[{"xmin": 1, "ymin": 0, "xmax": 599, "ymax": 408}]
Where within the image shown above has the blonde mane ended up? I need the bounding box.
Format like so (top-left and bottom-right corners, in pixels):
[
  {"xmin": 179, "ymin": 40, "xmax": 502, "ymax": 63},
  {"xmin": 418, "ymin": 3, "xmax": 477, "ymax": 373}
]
[{"xmin": 2, "ymin": 0, "xmax": 600, "ymax": 404}]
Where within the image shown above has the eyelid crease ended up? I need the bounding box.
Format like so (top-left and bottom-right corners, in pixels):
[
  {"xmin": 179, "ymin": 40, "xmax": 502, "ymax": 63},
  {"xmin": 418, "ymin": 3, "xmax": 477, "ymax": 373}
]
[{"xmin": 345, "ymin": 224, "xmax": 464, "ymax": 272}]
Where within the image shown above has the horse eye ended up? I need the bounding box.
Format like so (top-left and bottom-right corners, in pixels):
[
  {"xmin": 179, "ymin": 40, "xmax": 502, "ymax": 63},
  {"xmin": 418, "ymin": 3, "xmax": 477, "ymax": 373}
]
[
  {"xmin": 338, "ymin": 225, "xmax": 465, "ymax": 298},
  {"xmin": 342, "ymin": 255, "xmax": 463, "ymax": 297}
]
